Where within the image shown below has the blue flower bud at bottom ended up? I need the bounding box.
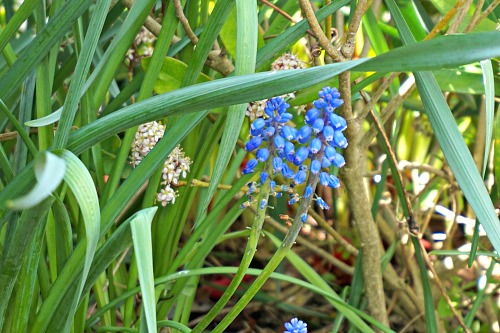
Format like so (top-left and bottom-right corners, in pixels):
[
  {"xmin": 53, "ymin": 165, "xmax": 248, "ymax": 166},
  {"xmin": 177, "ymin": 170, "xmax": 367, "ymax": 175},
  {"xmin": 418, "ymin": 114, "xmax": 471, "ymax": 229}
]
[
  {"xmin": 333, "ymin": 131, "xmax": 348, "ymax": 148},
  {"xmin": 301, "ymin": 214, "xmax": 307, "ymax": 223},
  {"xmin": 284, "ymin": 317, "xmax": 308, "ymax": 333}
]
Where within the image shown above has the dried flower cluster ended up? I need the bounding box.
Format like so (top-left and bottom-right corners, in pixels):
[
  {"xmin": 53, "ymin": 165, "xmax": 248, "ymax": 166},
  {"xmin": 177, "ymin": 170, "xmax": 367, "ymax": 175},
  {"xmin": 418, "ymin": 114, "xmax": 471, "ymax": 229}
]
[
  {"xmin": 126, "ymin": 27, "xmax": 156, "ymax": 61},
  {"xmin": 130, "ymin": 121, "xmax": 191, "ymax": 206},
  {"xmin": 246, "ymin": 53, "xmax": 306, "ymax": 120}
]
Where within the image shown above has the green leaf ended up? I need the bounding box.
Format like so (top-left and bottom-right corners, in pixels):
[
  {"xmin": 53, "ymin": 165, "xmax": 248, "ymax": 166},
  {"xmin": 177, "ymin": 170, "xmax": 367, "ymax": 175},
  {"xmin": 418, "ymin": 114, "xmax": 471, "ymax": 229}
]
[
  {"xmin": 0, "ymin": 197, "xmax": 53, "ymax": 329},
  {"xmin": 219, "ymin": 7, "xmax": 237, "ymax": 58},
  {"xmin": 31, "ymin": 149, "xmax": 100, "ymax": 332},
  {"xmin": 0, "ymin": 0, "xmax": 94, "ymax": 100},
  {"xmin": 480, "ymin": 59, "xmax": 494, "ymax": 177},
  {"xmin": 8, "ymin": 152, "xmax": 66, "ymax": 210},
  {"xmin": 197, "ymin": 0, "xmax": 258, "ymax": 222},
  {"xmin": 142, "ymin": 57, "xmax": 211, "ymax": 94},
  {"xmin": 130, "ymin": 207, "xmax": 158, "ymax": 333}
]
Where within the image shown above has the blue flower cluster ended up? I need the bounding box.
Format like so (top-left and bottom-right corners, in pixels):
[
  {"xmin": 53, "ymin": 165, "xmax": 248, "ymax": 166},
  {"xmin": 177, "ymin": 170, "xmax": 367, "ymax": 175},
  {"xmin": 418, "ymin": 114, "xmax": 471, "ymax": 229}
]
[
  {"xmin": 284, "ymin": 317, "xmax": 308, "ymax": 333},
  {"xmin": 242, "ymin": 87, "xmax": 347, "ymax": 213}
]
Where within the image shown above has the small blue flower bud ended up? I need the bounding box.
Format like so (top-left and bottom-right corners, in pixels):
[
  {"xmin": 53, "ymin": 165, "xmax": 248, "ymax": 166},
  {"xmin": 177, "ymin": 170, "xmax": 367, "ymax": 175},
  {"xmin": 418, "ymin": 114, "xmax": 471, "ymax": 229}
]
[
  {"xmin": 294, "ymin": 147, "xmax": 309, "ymax": 166},
  {"xmin": 305, "ymin": 108, "xmax": 320, "ymax": 124},
  {"xmin": 301, "ymin": 214, "xmax": 307, "ymax": 223},
  {"xmin": 313, "ymin": 98, "xmax": 327, "ymax": 108},
  {"xmin": 282, "ymin": 164, "xmax": 295, "ymax": 178},
  {"xmin": 245, "ymin": 136, "xmax": 262, "ymax": 151},
  {"xmin": 251, "ymin": 118, "xmax": 265, "ymax": 132},
  {"xmin": 328, "ymin": 174, "xmax": 340, "ymax": 188},
  {"xmin": 260, "ymin": 199, "xmax": 267, "ymax": 209},
  {"xmin": 312, "ymin": 118, "xmax": 324, "ymax": 133},
  {"xmin": 333, "ymin": 131, "xmax": 348, "ymax": 148},
  {"xmin": 264, "ymin": 126, "xmax": 275, "ymax": 137},
  {"xmin": 242, "ymin": 159, "xmax": 258, "ymax": 174},
  {"xmin": 316, "ymin": 197, "xmax": 330, "ymax": 210},
  {"xmin": 331, "ymin": 152, "xmax": 346, "ymax": 168},
  {"xmin": 309, "ymin": 137, "xmax": 322, "ymax": 154},
  {"xmin": 273, "ymin": 156, "xmax": 283, "ymax": 172},
  {"xmin": 323, "ymin": 126, "xmax": 334, "ymax": 142},
  {"xmin": 304, "ymin": 185, "xmax": 313, "ymax": 198},
  {"xmin": 274, "ymin": 135, "xmax": 285, "ymax": 150},
  {"xmin": 284, "ymin": 141, "xmax": 295, "ymax": 157},
  {"xmin": 281, "ymin": 184, "xmax": 288, "ymax": 192},
  {"xmin": 270, "ymin": 181, "xmax": 276, "ymax": 192},
  {"xmin": 329, "ymin": 113, "xmax": 347, "ymax": 130},
  {"xmin": 321, "ymin": 156, "xmax": 331, "ymax": 168},
  {"xmin": 247, "ymin": 182, "xmax": 256, "ymax": 194},
  {"xmin": 310, "ymin": 160, "xmax": 321, "ymax": 174},
  {"xmin": 288, "ymin": 196, "xmax": 299, "ymax": 205},
  {"xmin": 319, "ymin": 172, "xmax": 330, "ymax": 186},
  {"xmin": 256, "ymin": 148, "xmax": 270, "ymax": 162},
  {"xmin": 281, "ymin": 126, "xmax": 295, "ymax": 140},
  {"xmin": 297, "ymin": 125, "xmax": 312, "ymax": 144},
  {"xmin": 275, "ymin": 112, "xmax": 293, "ymax": 123},
  {"xmin": 260, "ymin": 171, "xmax": 267, "ymax": 184},
  {"xmin": 324, "ymin": 146, "xmax": 336, "ymax": 161},
  {"xmin": 293, "ymin": 169, "xmax": 307, "ymax": 185}
]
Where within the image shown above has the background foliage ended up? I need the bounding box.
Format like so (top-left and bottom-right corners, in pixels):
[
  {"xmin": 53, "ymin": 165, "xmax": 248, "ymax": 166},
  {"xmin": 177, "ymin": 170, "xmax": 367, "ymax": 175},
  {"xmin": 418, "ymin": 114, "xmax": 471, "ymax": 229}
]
[{"xmin": 1, "ymin": 0, "xmax": 500, "ymax": 332}]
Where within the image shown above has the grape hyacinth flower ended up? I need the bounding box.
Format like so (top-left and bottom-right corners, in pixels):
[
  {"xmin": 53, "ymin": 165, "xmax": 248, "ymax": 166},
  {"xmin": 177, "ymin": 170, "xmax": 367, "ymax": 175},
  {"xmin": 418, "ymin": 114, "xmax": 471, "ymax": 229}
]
[
  {"xmin": 130, "ymin": 121, "xmax": 191, "ymax": 206},
  {"xmin": 284, "ymin": 317, "xmax": 308, "ymax": 333},
  {"xmin": 241, "ymin": 86, "xmax": 347, "ymax": 220}
]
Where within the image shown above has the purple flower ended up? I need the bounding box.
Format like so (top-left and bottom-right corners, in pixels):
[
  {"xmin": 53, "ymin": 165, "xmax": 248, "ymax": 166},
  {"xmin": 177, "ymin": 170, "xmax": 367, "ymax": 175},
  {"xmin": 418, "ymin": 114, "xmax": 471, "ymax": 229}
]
[{"xmin": 284, "ymin": 317, "xmax": 307, "ymax": 333}]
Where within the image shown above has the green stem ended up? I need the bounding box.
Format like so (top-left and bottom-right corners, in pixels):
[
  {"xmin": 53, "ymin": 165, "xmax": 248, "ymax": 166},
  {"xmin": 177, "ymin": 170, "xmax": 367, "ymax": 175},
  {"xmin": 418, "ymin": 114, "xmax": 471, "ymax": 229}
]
[
  {"xmin": 212, "ymin": 173, "xmax": 319, "ymax": 332},
  {"xmin": 191, "ymin": 159, "xmax": 273, "ymax": 333}
]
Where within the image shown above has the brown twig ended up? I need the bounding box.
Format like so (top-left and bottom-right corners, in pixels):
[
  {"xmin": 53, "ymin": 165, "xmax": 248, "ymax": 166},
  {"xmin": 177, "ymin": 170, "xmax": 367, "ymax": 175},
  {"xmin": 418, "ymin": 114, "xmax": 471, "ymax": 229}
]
[
  {"xmin": 359, "ymin": 90, "xmax": 418, "ymax": 234},
  {"xmin": 418, "ymin": 238, "xmax": 471, "ymax": 333},
  {"xmin": 260, "ymin": 0, "xmax": 316, "ymax": 38},
  {"xmin": 173, "ymin": 0, "xmax": 198, "ymax": 44},
  {"xmin": 471, "ymin": 0, "xmax": 500, "ymax": 30},
  {"xmin": 298, "ymin": 0, "xmax": 344, "ymax": 62}
]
